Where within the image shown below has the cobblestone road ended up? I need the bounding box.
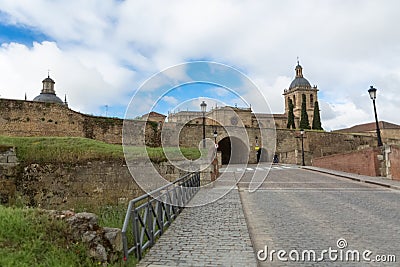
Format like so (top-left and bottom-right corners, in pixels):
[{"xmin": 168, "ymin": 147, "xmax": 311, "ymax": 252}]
[
  {"xmin": 239, "ymin": 166, "xmax": 400, "ymax": 266},
  {"xmin": 137, "ymin": 182, "xmax": 257, "ymax": 266},
  {"xmin": 136, "ymin": 164, "xmax": 399, "ymax": 266}
]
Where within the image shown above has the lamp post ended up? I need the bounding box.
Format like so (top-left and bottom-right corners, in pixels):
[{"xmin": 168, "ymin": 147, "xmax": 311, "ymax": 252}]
[
  {"xmin": 368, "ymin": 86, "xmax": 383, "ymax": 147},
  {"xmin": 300, "ymin": 129, "xmax": 305, "ymax": 166},
  {"xmin": 212, "ymin": 129, "xmax": 218, "ymax": 181},
  {"xmin": 200, "ymin": 101, "xmax": 207, "ymax": 148}
]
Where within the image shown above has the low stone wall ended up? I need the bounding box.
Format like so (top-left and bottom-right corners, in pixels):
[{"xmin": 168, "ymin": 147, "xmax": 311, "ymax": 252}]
[
  {"xmin": 1, "ymin": 157, "xmax": 213, "ymax": 210},
  {"xmin": 0, "ymin": 146, "xmax": 18, "ymax": 204},
  {"xmin": 312, "ymin": 147, "xmax": 383, "ymax": 177}
]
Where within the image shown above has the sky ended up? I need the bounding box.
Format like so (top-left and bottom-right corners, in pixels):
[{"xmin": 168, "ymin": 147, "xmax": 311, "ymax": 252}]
[{"xmin": 0, "ymin": 0, "xmax": 399, "ymax": 131}]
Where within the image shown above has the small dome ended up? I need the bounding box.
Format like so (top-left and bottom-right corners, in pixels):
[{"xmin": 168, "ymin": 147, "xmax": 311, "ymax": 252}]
[
  {"xmin": 33, "ymin": 93, "xmax": 64, "ymax": 104},
  {"xmin": 289, "ymin": 61, "xmax": 312, "ymax": 89},
  {"xmin": 289, "ymin": 77, "xmax": 311, "ymax": 89}
]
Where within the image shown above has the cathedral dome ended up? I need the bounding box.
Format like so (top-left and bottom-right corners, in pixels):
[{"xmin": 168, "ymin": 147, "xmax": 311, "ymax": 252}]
[
  {"xmin": 289, "ymin": 62, "xmax": 311, "ymax": 89},
  {"xmin": 289, "ymin": 77, "xmax": 311, "ymax": 89},
  {"xmin": 33, "ymin": 93, "xmax": 64, "ymax": 104}
]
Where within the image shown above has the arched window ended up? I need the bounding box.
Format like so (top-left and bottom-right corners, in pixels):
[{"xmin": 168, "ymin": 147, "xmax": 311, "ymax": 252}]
[
  {"xmin": 310, "ymin": 94, "xmax": 314, "ymax": 107},
  {"xmin": 293, "ymin": 95, "xmax": 296, "ymax": 107}
]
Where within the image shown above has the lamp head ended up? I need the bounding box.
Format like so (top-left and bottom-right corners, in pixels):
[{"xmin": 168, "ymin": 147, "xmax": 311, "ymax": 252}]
[
  {"xmin": 368, "ymin": 86, "xmax": 377, "ymax": 100},
  {"xmin": 200, "ymin": 101, "xmax": 207, "ymax": 112}
]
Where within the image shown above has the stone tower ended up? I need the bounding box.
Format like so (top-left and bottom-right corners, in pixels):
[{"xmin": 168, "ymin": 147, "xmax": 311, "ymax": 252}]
[{"xmin": 283, "ymin": 61, "xmax": 319, "ymax": 127}]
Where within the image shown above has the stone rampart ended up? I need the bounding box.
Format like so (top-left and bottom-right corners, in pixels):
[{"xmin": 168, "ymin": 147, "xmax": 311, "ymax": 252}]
[{"xmin": 0, "ymin": 98, "xmax": 161, "ymax": 145}]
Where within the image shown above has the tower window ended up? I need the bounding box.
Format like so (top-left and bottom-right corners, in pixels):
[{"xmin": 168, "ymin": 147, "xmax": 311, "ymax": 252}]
[
  {"xmin": 310, "ymin": 94, "xmax": 314, "ymax": 107},
  {"xmin": 293, "ymin": 95, "xmax": 296, "ymax": 107}
]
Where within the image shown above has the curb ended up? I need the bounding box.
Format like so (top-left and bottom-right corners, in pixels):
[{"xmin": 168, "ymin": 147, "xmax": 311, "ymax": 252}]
[{"xmin": 302, "ymin": 166, "xmax": 400, "ymax": 191}]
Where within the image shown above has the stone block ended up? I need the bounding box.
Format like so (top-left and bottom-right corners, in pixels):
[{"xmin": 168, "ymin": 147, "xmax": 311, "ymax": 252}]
[
  {"xmin": 0, "ymin": 156, "xmax": 7, "ymax": 163},
  {"xmin": 103, "ymin": 227, "xmax": 123, "ymax": 252},
  {"xmin": 7, "ymin": 155, "xmax": 18, "ymax": 163}
]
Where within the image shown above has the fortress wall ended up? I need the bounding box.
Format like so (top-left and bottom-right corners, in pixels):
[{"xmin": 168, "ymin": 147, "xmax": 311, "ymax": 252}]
[
  {"xmin": 2, "ymin": 98, "xmax": 399, "ymax": 165},
  {"xmin": 0, "ymin": 99, "xmax": 160, "ymax": 145},
  {"xmin": 275, "ymin": 129, "xmax": 380, "ymax": 164},
  {"xmin": 0, "ymin": 99, "xmax": 84, "ymax": 137}
]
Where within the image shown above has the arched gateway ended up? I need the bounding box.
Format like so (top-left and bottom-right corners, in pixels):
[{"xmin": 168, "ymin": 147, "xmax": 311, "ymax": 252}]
[{"xmin": 217, "ymin": 136, "xmax": 249, "ymax": 165}]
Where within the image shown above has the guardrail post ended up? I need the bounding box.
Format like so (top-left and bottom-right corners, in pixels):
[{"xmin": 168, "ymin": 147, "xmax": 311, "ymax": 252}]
[
  {"xmin": 133, "ymin": 209, "xmax": 142, "ymax": 260},
  {"xmin": 147, "ymin": 201, "xmax": 154, "ymax": 247},
  {"xmin": 157, "ymin": 200, "xmax": 163, "ymax": 235}
]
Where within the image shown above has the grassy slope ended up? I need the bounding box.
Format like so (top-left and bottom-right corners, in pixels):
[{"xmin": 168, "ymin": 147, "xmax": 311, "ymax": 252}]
[
  {"xmin": 0, "ymin": 136, "xmax": 200, "ymax": 265},
  {"xmin": 0, "ymin": 206, "xmax": 95, "ymax": 267},
  {"xmin": 0, "ymin": 136, "xmax": 200, "ymax": 163}
]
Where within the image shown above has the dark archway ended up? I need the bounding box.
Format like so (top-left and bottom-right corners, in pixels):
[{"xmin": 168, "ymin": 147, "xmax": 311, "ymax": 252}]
[
  {"xmin": 218, "ymin": 136, "xmax": 249, "ymax": 165},
  {"xmin": 259, "ymin": 148, "xmax": 269, "ymax": 162}
]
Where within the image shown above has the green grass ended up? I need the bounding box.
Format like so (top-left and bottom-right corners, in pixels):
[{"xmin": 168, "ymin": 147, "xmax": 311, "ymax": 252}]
[
  {"xmin": 0, "ymin": 205, "xmax": 138, "ymax": 266},
  {"xmin": 0, "ymin": 136, "xmax": 201, "ymax": 163},
  {"xmin": 0, "ymin": 206, "xmax": 95, "ymax": 267}
]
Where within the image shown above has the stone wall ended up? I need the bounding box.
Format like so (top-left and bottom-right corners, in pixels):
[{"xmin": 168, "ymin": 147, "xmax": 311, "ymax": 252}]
[
  {"xmin": 0, "ymin": 146, "xmax": 18, "ymax": 204},
  {"xmin": 2, "ymin": 98, "xmax": 400, "ymax": 166},
  {"xmin": 0, "ymin": 99, "xmax": 123, "ymax": 144},
  {"xmin": 275, "ymin": 129, "xmax": 382, "ymax": 165},
  {"xmin": 387, "ymin": 145, "xmax": 400, "ymax": 181},
  {"xmin": 0, "ymin": 99, "xmax": 163, "ymax": 146},
  {"xmin": 312, "ymin": 147, "xmax": 383, "ymax": 176},
  {"xmin": 1, "ymin": 157, "xmax": 199, "ymax": 210}
]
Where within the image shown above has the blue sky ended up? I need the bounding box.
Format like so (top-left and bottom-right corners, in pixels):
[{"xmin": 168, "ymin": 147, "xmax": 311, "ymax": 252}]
[{"xmin": 0, "ymin": 0, "xmax": 400, "ymax": 130}]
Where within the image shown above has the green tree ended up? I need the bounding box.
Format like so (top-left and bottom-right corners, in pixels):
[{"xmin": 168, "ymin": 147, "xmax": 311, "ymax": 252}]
[
  {"xmin": 312, "ymin": 101, "xmax": 323, "ymax": 130},
  {"xmin": 286, "ymin": 98, "xmax": 296, "ymax": 129},
  {"xmin": 299, "ymin": 94, "xmax": 311, "ymax": 129}
]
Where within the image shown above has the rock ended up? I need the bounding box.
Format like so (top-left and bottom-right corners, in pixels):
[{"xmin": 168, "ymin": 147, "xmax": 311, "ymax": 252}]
[
  {"xmin": 89, "ymin": 244, "xmax": 107, "ymax": 262},
  {"xmin": 82, "ymin": 231, "xmax": 97, "ymax": 243},
  {"xmin": 103, "ymin": 227, "xmax": 123, "ymax": 252},
  {"xmin": 67, "ymin": 212, "xmax": 98, "ymax": 228},
  {"xmin": 66, "ymin": 212, "xmax": 99, "ymax": 239}
]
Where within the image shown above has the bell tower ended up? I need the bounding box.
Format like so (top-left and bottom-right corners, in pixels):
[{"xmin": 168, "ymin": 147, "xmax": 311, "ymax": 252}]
[{"xmin": 283, "ymin": 61, "xmax": 319, "ymax": 127}]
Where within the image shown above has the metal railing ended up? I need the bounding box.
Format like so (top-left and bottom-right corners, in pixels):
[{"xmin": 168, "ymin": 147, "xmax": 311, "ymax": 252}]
[{"xmin": 122, "ymin": 172, "xmax": 200, "ymax": 261}]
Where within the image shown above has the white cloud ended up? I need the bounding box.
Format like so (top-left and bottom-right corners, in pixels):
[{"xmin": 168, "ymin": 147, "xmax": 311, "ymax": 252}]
[
  {"xmin": 0, "ymin": 41, "xmax": 135, "ymax": 115},
  {"xmin": 162, "ymin": 96, "xmax": 178, "ymax": 105},
  {"xmin": 0, "ymin": 0, "xmax": 400, "ymax": 128},
  {"xmin": 322, "ymin": 101, "xmax": 370, "ymax": 131}
]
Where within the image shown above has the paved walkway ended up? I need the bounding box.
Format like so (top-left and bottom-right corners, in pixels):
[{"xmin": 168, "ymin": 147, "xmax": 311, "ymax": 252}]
[{"xmin": 137, "ymin": 183, "xmax": 257, "ymax": 266}]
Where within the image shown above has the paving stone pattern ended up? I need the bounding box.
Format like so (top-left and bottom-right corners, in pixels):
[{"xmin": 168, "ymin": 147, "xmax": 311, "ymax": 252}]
[
  {"xmin": 137, "ymin": 186, "xmax": 257, "ymax": 267},
  {"xmin": 240, "ymin": 167, "xmax": 400, "ymax": 267}
]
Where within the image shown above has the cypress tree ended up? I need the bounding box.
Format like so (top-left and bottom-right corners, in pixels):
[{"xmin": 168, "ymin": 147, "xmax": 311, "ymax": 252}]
[
  {"xmin": 312, "ymin": 101, "xmax": 323, "ymax": 130},
  {"xmin": 286, "ymin": 98, "xmax": 295, "ymax": 129},
  {"xmin": 299, "ymin": 94, "xmax": 311, "ymax": 129}
]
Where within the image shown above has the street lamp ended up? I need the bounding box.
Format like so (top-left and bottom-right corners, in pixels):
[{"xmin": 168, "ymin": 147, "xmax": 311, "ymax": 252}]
[
  {"xmin": 200, "ymin": 101, "xmax": 207, "ymax": 148},
  {"xmin": 213, "ymin": 129, "xmax": 218, "ymax": 162},
  {"xmin": 212, "ymin": 129, "xmax": 219, "ymax": 181},
  {"xmin": 300, "ymin": 129, "xmax": 305, "ymax": 166},
  {"xmin": 368, "ymin": 86, "xmax": 383, "ymax": 147}
]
